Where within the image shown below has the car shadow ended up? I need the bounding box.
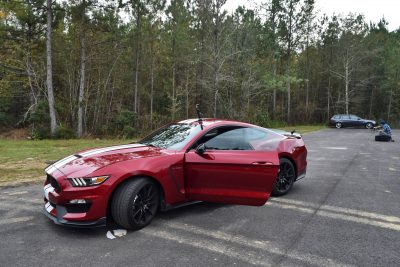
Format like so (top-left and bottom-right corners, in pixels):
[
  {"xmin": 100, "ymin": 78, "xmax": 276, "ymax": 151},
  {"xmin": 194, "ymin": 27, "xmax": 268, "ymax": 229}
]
[
  {"xmin": 43, "ymin": 202, "xmax": 233, "ymax": 236},
  {"xmin": 157, "ymin": 202, "xmax": 232, "ymax": 221},
  {"xmin": 44, "ymin": 219, "xmax": 107, "ymax": 237}
]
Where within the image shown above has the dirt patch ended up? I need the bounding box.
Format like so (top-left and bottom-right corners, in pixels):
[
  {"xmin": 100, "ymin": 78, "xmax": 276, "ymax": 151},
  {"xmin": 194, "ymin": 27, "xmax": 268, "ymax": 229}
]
[
  {"xmin": 0, "ymin": 159, "xmax": 46, "ymax": 170},
  {"xmin": 0, "ymin": 128, "xmax": 31, "ymax": 140}
]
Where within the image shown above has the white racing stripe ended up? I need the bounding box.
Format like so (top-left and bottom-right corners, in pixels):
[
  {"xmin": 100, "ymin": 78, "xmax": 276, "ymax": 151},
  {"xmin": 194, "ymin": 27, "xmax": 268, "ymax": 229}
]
[
  {"xmin": 43, "ymin": 185, "xmax": 55, "ymax": 200},
  {"xmin": 45, "ymin": 155, "xmax": 78, "ymax": 173},
  {"xmin": 79, "ymin": 144, "xmax": 145, "ymax": 157},
  {"xmin": 45, "ymin": 144, "xmax": 145, "ymax": 174},
  {"xmin": 45, "ymin": 202, "xmax": 54, "ymax": 213},
  {"xmin": 158, "ymin": 220, "xmax": 352, "ymax": 267}
]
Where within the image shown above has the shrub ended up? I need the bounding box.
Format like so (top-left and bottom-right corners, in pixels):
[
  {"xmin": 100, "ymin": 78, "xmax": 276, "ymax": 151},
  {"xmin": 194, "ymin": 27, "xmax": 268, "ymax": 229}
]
[
  {"xmin": 122, "ymin": 125, "xmax": 136, "ymax": 138},
  {"xmin": 252, "ymin": 112, "xmax": 287, "ymax": 128},
  {"xmin": 31, "ymin": 127, "xmax": 50, "ymax": 140},
  {"xmin": 55, "ymin": 125, "xmax": 76, "ymax": 139}
]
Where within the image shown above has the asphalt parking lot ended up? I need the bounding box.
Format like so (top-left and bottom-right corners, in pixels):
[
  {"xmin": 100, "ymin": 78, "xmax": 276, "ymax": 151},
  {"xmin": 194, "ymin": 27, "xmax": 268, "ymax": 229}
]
[{"xmin": 1, "ymin": 128, "xmax": 399, "ymax": 267}]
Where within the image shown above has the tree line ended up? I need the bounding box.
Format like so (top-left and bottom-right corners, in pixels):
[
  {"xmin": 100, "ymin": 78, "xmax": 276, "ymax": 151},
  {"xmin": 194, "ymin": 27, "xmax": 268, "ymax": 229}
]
[{"xmin": 1, "ymin": 0, "xmax": 399, "ymax": 138}]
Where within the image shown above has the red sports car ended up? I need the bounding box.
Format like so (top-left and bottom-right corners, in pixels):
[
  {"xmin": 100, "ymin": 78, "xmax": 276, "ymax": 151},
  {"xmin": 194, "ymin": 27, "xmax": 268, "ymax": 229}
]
[{"xmin": 43, "ymin": 119, "xmax": 307, "ymax": 230}]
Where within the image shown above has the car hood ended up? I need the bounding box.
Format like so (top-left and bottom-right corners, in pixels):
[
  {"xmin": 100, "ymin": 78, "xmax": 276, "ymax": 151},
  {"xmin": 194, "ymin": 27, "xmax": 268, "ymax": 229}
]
[{"xmin": 45, "ymin": 144, "xmax": 165, "ymax": 178}]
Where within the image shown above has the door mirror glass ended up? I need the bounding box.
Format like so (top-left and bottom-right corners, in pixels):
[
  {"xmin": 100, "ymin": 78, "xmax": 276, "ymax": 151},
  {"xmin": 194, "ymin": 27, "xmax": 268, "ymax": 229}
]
[{"xmin": 196, "ymin": 143, "xmax": 206, "ymax": 155}]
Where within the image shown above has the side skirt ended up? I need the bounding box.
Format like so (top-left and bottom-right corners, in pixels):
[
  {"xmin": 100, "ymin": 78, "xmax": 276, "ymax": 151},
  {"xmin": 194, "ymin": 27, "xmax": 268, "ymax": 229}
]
[{"xmin": 160, "ymin": 200, "xmax": 202, "ymax": 212}]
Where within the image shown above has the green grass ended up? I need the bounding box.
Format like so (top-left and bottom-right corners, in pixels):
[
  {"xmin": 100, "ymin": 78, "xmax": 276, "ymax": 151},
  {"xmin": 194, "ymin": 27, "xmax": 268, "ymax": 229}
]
[
  {"xmin": 0, "ymin": 139, "xmax": 130, "ymax": 186},
  {"xmin": 277, "ymin": 124, "xmax": 326, "ymax": 134}
]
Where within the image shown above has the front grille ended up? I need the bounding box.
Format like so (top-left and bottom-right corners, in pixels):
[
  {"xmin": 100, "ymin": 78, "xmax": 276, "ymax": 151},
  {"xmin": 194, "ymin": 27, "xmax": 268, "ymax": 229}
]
[{"xmin": 47, "ymin": 174, "xmax": 61, "ymax": 193}]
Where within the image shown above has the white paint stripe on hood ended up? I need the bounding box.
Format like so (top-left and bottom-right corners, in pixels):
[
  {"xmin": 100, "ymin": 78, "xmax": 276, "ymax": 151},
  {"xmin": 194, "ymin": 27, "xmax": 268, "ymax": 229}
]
[
  {"xmin": 79, "ymin": 144, "xmax": 146, "ymax": 157},
  {"xmin": 45, "ymin": 144, "xmax": 145, "ymax": 175}
]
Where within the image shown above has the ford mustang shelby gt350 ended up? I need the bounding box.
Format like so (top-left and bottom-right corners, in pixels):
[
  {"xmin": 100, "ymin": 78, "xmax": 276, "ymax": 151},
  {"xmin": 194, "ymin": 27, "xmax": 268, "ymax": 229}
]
[{"xmin": 43, "ymin": 119, "xmax": 307, "ymax": 230}]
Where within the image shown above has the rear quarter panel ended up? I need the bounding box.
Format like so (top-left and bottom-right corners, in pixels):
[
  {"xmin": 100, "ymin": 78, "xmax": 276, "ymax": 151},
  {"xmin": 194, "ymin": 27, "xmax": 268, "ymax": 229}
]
[{"xmin": 277, "ymin": 138, "xmax": 307, "ymax": 177}]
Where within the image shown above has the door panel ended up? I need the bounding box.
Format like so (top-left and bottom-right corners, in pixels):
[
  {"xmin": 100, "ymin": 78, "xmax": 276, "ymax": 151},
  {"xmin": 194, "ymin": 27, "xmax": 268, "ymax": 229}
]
[
  {"xmin": 184, "ymin": 150, "xmax": 279, "ymax": 206},
  {"xmin": 342, "ymin": 115, "xmax": 351, "ymax": 127}
]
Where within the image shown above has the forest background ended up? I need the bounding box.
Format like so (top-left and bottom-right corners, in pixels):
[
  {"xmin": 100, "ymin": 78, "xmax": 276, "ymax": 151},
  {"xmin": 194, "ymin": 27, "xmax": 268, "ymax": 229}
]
[{"xmin": 1, "ymin": 0, "xmax": 399, "ymax": 139}]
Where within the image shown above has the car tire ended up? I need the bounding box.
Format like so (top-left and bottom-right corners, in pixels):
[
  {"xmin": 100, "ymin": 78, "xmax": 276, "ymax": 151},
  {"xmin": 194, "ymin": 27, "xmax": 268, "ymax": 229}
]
[
  {"xmin": 111, "ymin": 177, "xmax": 159, "ymax": 230},
  {"xmin": 272, "ymin": 158, "xmax": 296, "ymax": 197},
  {"xmin": 335, "ymin": 122, "xmax": 342, "ymax": 128},
  {"xmin": 366, "ymin": 123, "xmax": 373, "ymax": 129}
]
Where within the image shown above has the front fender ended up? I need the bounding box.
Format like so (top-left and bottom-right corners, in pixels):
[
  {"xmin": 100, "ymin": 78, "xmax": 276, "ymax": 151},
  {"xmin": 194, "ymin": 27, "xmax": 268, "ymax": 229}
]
[{"xmin": 92, "ymin": 153, "xmax": 187, "ymax": 207}]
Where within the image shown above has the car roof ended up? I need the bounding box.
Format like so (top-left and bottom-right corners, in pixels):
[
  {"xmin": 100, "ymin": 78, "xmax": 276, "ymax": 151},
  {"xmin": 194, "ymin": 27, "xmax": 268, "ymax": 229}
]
[
  {"xmin": 177, "ymin": 118, "xmax": 289, "ymax": 138},
  {"xmin": 178, "ymin": 118, "xmax": 253, "ymax": 128}
]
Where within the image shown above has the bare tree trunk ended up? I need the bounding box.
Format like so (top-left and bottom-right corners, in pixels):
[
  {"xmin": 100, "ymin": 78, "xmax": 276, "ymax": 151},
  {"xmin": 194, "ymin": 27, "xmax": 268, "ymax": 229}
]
[
  {"xmin": 172, "ymin": 60, "xmax": 176, "ymax": 120},
  {"xmin": 272, "ymin": 62, "xmax": 277, "ymax": 118},
  {"xmin": 150, "ymin": 56, "xmax": 154, "ymax": 127},
  {"xmin": 345, "ymin": 59, "xmax": 349, "ymax": 114},
  {"xmin": 134, "ymin": 47, "xmax": 140, "ymax": 113},
  {"xmin": 369, "ymin": 86, "xmax": 374, "ymax": 118},
  {"xmin": 185, "ymin": 70, "xmax": 189, "ymax": 119},
  {"xmin": 77, "ymin": 0, "xmax": 86, "ymax": 137},
  {"xmin": 305, "ymin": 79, "xmax": 309, "ymax": 111},
  {"xmin": 327, "ymin": 76, "xmax": 331, "ymax": 119},
  {"xmin": 26, "ymin": 55, "xmax": 38, "ymax": 108},
  {"xmin": 387, "ymin": 89, "xmax": 393, "ymax": 121},
  {"xmin": 46, "ymin": 0, "xmax": 57, "ymax": 136},
  {"xmin": 214, "ymin": 89, "xmax": 218, "ymax": 117},
  {"xmin": 133, "ymin": 13, "xmax": 141, "ymax": 114},
  {"xmin": 212, "ymin": 0, "xmax": 222, "ymax": 118},
  {"xmin": 287, "ymin": 81, "xmax": 291, "ymax": 121}
]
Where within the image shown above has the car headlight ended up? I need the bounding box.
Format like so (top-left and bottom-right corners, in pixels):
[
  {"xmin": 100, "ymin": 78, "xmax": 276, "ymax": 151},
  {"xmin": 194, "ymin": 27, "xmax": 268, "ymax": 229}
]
[{"xmin": 68, "ymin": 175, "xmax": 110, "ymax": 187}]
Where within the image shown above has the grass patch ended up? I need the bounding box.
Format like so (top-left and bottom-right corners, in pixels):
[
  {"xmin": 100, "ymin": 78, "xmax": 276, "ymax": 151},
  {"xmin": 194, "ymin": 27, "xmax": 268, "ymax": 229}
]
[
  {"xmin": 0, "ymin": 139, "xmax": 131, "ymax": 186},
  {"xmin": 278, "ymin": 124, "xmax": 326, "ymax": 134}
]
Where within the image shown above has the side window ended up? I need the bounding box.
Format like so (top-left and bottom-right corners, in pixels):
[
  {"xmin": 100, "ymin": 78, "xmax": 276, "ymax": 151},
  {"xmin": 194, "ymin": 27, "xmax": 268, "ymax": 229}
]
[
  {"xmin": 205, "ymin": 128, "xmax": 253, "ymax": 150},
  {"xmin": 198, "ymin": 127, "xmax": 256, "ymax": 150},
  {"xmin": 349, "ymin": 115, "xmax": 357, "ymax": 120}
]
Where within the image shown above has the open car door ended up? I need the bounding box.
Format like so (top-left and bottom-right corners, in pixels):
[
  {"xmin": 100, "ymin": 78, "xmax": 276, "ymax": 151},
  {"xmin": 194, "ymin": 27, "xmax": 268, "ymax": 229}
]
[
  {"xmin": 184, "ymin": 150, "xmax": 278, "ymax": 206},
  {"xmin": 184, "ymin": 121, "xmax": 280, "ymax": 208}
]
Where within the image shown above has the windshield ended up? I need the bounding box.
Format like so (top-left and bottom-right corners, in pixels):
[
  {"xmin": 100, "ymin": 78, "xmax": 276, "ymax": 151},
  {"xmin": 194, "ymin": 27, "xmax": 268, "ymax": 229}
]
[{"xmin": 139, "ymin": 123, "xmax": 201, "ymax": 150}]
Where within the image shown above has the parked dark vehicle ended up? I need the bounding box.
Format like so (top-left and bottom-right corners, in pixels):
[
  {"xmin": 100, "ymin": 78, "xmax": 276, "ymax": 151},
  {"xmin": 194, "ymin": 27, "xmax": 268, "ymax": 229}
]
[{"xmin": 329, "ymin": 114, "xmax": 376, "ymax": 129}]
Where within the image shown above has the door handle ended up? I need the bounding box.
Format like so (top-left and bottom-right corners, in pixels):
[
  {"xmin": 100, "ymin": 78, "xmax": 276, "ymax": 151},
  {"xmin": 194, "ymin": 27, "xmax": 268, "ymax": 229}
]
[{"xmin": 252, "ymin": 161, "xmax": 273, "ymax": 165}]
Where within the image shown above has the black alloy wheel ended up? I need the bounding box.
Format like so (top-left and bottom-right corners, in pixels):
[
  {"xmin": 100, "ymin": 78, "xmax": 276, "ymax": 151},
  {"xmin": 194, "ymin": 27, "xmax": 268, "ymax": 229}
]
[
  {"xmin": 366, "ymin": 122, "xmax": 373, "ymax": 129},
  {"xmin": 335, "ymin": 122, "xmax": 342, "ymax": 128},
  {"xmin": 130, "ymin": 184, "xmax": 158, "ymax": 226},
  {"xmin": 111, "ymin": 178, "xmax": 159, "ymax": 230},
  {"xmin": 272, "ymin": 158, "xmax": 296, "ymax": 196}
]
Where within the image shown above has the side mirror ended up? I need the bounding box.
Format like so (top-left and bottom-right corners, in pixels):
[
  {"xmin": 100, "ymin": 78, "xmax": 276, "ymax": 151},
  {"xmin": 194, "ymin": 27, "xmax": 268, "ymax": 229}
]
[{"xmin": 195, "ymin": 143, "xmax": 206, "ymax": 155}]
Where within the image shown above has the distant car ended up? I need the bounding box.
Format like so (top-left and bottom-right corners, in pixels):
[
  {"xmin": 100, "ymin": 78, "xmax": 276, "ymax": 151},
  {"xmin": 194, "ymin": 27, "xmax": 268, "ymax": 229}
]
[
  {"xmin": 43, "ymin": 119, "xmax": 307, "ymax": 230},
  {"xmin": 329, "ymin": 114, "xmax": 376, "ymax": 129}
]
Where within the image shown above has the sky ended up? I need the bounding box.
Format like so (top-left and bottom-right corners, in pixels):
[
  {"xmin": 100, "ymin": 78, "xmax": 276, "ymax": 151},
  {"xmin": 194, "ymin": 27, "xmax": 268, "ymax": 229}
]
[{"xmin": 224, "ymin": 0, "xmax": 400, "ymax": 31}]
